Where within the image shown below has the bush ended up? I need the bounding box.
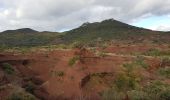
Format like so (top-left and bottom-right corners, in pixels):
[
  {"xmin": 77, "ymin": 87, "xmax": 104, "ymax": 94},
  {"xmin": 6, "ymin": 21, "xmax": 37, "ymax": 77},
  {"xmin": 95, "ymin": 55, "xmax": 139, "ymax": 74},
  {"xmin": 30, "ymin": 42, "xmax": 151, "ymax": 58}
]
[
  {"xmin": 143, "ymin": 81, "xmax": 170, "ymax": 100},
  {"xmin": 114, "ymin": 73, "xmax": 139, "ymax": 92},
  {"xmin": 159, "ymin": 88, "xmax": 170, "ymax": 100},
  {"xmin": 8, "ymin": 92, "xmax": 36, "ymax": 100},
  {"xmin": 68, "ymin": 56, "xmax": 80, "ymax": 66},
  {"xmin": 144, "ymin": 49, "xmax": 170, "ymax": 57},
  {"xmin": 71, "ymin": 42, "xmax": 84, "ymax": 49},
  {"xmin": 101, "ymin": 89, "xmax": 125, "ymax": 100},
  {"xmin": 134, "ymin": 56, "xmax": 149, "ymax": 69},
  {"xmin": 57, "ymin": 71, "xmax": 65, "ymax": 77},
  {"xmin": 2, "ymin": 63, "xmax": 15, "ymax": 74},
  {"xmin": 25, "ymin": 81, "xmax": 36, "ymax": 94},
  {"xmin": 143, "ymin": 48, "xmax": 160, "ymax": 56},
  {"xmin": 51, "ymin": 71, "xmax": 65, "ymax": 77},
  {"xmin": 158, "ymin": 67, "xmax": 170, "ymax": 78},
  {"xmin": 128, "ymin": 90, "xmax": 150, "ymax": 100}
]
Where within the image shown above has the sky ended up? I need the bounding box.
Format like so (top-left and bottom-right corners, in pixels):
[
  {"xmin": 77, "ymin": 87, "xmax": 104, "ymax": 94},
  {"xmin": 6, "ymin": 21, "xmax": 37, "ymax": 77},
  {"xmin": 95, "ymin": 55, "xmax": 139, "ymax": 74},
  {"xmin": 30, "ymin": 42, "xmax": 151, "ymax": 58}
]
[{"xmin": 0, "ymin": 0, "xmax": 170, "ymax": 32}]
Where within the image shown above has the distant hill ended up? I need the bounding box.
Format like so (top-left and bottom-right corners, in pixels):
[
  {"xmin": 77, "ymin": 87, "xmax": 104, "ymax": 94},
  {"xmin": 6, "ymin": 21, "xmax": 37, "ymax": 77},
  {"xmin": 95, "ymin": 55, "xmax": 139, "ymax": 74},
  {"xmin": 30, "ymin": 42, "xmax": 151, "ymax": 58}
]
[
  {"xmin": 0, "ymin": 28, "xmax": 61, "ymax": 47},
  {"xmin": 0, "ymin": 19, "xmax": 170, "ymax": 47},
  {"xmin": 1, "ymin": 28, "xmax": 38, "ymax": 34}
]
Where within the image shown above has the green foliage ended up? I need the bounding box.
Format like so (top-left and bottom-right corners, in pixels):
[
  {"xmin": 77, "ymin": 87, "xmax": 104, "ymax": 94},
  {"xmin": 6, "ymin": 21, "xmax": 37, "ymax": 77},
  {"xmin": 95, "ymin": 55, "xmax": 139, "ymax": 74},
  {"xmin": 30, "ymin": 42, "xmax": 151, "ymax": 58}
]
[
  {"xmin": 101, "ymin": 89, "xmax": 125, "ymax": 100},
  {"xmin": 71, "ymin": 42, "xmax": 85, "ymax": 49},
  {"xmin": 0, "ymin": 32, "xmax": 60, "ymax": 47},
  {"xmin": 144, "ymin": 49, "xmax": 170, "ymax": 57},
  {"xmin": 57, "ymin": 71, "xmax": 65, "ymax": 77},
  {"xmin": 51, "ymin": 71, "xmax": 65, "ymax": 77},
  {"xmin": 128, "ymin": 90, "xmax": 150, "ymax": 100},
  {"xmin": 63, "ymin": 19, "xmax": 152, "ymax": 44},
  {"xmin": 123, "ymin": 56, "xmax": 149, "ymax": 70},
  {"xmin": 128, "ymin": 81, "xmax": 170, "ymax": 100},
  {"xmin": 114, "ymin": 73, "xmax": 140, "ymax": 92},
  {"xmin": 102, "ymin": 80, "xmax": 170, "ymax": 100},
  {"xmin": 158, "ymin": 67, "xmax": 170, "ymax": 78},
  {"xmin": 1, "ymin": 63, "xmax": 15, "ymax": 74},
  {"xmin": 112, "ymin": 63, "xmax": 141, "ymax": 93},
  {"xmin": 1, "ymin": 19, "xmax": 170, "ymax": 47},
  {"xmin": 57, "ymin": 44, "xmax": 68, "ymax": 49},
  {"xmin": 8, "ymin": 92, "xmax": 36, "ymax": 100},
  {"xmin": 134, "ymin": 56, "xmax": 149, "ymax": 69},
  {"xmin": 123, "ymin": 63, "xmax": 134, "ymax": 73},
  {"xmin": 25, "ymin": 81, "xmax": 36, "ymax": 94},
  {"xmin": 68, "ymin": 56, "xmax": 80, "ymax": 66},
  {"xmin": 143, "ymin": 81, "xmax": 170, "ymax": 100}
]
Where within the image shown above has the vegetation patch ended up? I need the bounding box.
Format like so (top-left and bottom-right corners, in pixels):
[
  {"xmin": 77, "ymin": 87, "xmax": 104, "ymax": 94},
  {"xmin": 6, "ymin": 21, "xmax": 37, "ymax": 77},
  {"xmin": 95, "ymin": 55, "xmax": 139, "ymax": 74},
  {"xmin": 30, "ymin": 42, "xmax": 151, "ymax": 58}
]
[
  {"xmin": 1, "ymin": 63, "xmax": 15, "ymax": 74},
  {"xmin": 68, "ymin": 56, "xmax": 80, "ymax": 66},
  {"xmin": 25, "ymin": 81, "xmax": 36, "ymax": 94},
  {"xmin": 143, "ymin": 48, "xmax": 170, "ymax": 57},
  {"xmin": 51, "ymin": 71, "xmax": 65, "ymax": 77},
  {"xmin": 134, "ymin": 56, "xmax": 149, "ymax": 69},
  {"xmin": 158, "ymin": 67, "xmax": 170, "ymax": 78},
  {"xmin": 7, "ymin": 92, "xmax": 36, "ymax": 100},
  {"xmin": 71, "ymin": 42, "xmax": 85, "ymax": 49}
]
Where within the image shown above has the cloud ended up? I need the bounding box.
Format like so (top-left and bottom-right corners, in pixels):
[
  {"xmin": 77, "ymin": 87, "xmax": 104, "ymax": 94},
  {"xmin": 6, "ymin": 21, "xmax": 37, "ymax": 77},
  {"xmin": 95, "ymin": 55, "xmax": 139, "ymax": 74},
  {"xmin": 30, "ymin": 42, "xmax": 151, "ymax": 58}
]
[
  {"xmin": 150, "ymin": 25, "xmax": 170, "ymax": 31},
  {"xmin": 0, "ymin": 0, "xmax": 170, "ymax": 32}
]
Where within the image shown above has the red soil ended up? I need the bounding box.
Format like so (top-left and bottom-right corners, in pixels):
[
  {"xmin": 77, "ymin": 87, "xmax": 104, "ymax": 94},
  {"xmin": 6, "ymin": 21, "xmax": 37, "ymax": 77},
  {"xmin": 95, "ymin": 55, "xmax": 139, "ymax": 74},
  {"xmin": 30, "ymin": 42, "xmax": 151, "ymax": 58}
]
[{"xmin": 0, "ymin": 45, "xmax": 169, "ymax": 100}]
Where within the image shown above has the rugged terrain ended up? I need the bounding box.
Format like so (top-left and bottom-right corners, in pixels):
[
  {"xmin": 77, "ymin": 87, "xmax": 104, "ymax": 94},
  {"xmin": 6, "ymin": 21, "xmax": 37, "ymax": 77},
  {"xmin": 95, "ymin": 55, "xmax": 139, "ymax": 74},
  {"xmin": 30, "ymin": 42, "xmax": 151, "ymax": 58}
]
[
  {"xmin": 0, "ymin": 44, "xmax": 170, "ymax": 100},
  {"xmin": 0, "ymin": 19, "xmax": 170, "ymax": 100}
]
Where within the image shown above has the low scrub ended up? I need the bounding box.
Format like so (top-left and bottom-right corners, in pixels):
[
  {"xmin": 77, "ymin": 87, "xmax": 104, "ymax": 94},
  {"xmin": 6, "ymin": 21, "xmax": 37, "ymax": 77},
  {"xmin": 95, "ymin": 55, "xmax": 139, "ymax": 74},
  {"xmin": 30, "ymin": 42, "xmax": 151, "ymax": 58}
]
[
  {"xmin": 134, "ymin": 56, "xmax": 149, "ymax": 69},
  {"xmin": 51, "ymin": 71, "xmax": 65, "ymax": 77},
  {"xmin": 158, "ymin": 67, "xmax": 170, "ymax": 78},
  {"xmin": 68, "ymin": 56, "xmax": 80, "ymax": 66},
  {"xmin": 144, "ymin": 48, "xmax": 170, "ymax": 57},
  {"xmin": 1, "ymin": 63, "xmax": 15, "ymax": 74},
  {"xmin": 102, "ymin": 80, "xmax": 170, "ymax": 100},
  {"xmin": 8, "ymin": 92, "xmax": 36, "ymax": 100},
  {"xmin": 25, "ymin": 81, "xmax": 36, "ymax": 94}
]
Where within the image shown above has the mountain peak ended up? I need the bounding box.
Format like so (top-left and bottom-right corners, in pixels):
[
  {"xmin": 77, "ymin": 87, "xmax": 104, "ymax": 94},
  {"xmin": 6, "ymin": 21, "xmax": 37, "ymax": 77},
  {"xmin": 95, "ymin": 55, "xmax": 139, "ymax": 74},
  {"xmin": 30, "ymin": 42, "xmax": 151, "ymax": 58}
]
[{"xmin": 81, "ymin": 22, "xmax": 91, "ymax": 27}]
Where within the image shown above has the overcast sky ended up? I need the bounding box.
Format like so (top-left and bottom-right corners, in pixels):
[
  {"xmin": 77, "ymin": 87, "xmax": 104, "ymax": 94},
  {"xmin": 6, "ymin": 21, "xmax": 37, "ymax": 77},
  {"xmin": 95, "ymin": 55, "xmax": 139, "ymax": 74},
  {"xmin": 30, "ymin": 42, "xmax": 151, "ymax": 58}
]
[{"xmin": 0, "ymin": 0, "xmax": 170, "ymax": 32}]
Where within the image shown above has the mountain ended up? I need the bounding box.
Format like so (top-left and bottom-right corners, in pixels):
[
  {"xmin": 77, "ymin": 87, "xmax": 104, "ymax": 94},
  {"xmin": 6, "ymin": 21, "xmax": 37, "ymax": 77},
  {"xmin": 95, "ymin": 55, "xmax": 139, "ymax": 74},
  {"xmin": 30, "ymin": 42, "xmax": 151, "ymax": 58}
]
[
  {"xmin": 0, "ymin": 19, "xmax": 170, "ymax": 47},
  {"xmin": 0, "ymin": 28, "xmax": 61, "ymax": 47},
  {"xmin": 61, "ymin": 19, "xmax": 170, "ymax": 44},
  {"xmin": 1, "ymin": 28, "xmax": 38, "ymax": 34}
]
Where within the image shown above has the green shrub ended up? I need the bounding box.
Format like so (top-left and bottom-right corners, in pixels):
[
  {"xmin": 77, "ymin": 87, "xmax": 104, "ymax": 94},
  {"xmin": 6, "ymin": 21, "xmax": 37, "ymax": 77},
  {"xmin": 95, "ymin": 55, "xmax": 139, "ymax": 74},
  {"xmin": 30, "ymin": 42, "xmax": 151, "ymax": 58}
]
[
  {"xmin": 143, "ymin": 81, "xmax": 170, "ymax": 100},
  {"xmin": 144, "ymin": 48, "xmax": 160, "ymax": 56},
  {"xmin": 2, "ymin": 63, "xmax": 15, "ymax": 74},
  {"xmin": 114, "ymin": 73, "xmax": 139, "ymax": 92},
  {"xmin": 128, "ymin": 90, "xmax": 150, "ymax": 100},
  {"xmin": 158, "ymin": 67, "xmax": 170, "ymax": 78},
  {"xmin": 159, "ymin": 88, "xmax": 170, "ymax": 100},
  {"xmin": 134, "ymin": 56, "xmax": 149, "ymax": 69},
  {"xmin": 57, "ymin": 71, "xmax": 64, "ymax": 77},
  {"xmin": 25, "ymin": 81, "xmax": 36, "ymax": 94},
  {"xmin": 57, "ymin": 44, "xmax": 68, "ymax": 49},
  {"xmin": 71, "ymin": 42, "xmax": 84, "ymax": 49},
  {"xmin": 123, "ymin": 63, "xmax": 134, "ymax": 73},
  {"xmin": 68, "ymin": 56, "xmax": 80, "ymax": 66},
  {"xmin": 101, "ymin": 89, "xmax": 125, "ymax": 100},
  {"xmin": 144, "ymin": 49, "xmax": 170, "ymax": 57},
  {"xmin": 51, "ymin": 71, "xmax": 65, "ymax": 77},
  {"xmin": 8, "ymin": 92, "xmax": 36, "ymax": 100}
]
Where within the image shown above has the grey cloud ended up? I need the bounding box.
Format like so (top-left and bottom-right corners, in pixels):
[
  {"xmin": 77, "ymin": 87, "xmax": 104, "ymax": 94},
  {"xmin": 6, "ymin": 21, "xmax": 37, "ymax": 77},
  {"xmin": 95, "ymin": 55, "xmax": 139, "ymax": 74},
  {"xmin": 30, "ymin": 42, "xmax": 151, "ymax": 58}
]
[{"xmin": 0, "ymin": 0, "xmax": 170, "ymax": 32}]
